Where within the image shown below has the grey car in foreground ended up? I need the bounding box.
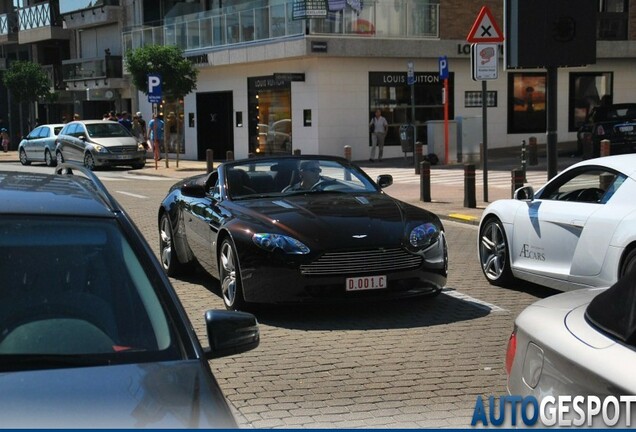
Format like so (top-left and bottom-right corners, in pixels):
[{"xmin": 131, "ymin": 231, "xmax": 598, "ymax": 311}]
[
  {"xmin": 18, "ymin": 123, "xmax": 65, "ymax": 167},
  {"xmin": 506, "ymin": 265, "xmax": 636, "ymax": 427},
  {"xmin": 55, "ymin": 120, "xmax": 146, "ymax": 170},
  {"xmin": 0, "ymin": 164, "xmax": 259, "ymax": 428}
]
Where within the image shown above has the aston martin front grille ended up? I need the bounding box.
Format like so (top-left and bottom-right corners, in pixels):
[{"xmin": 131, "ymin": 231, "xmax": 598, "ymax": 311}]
[{"xmin": 300, "ymin": 248, "xmax": 422, "ymax": 276}]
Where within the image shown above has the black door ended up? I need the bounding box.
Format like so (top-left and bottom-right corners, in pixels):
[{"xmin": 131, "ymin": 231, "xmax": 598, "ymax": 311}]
[{"xmin": 196, "ymin": 91, "xmax": 234, "ymax": 161}]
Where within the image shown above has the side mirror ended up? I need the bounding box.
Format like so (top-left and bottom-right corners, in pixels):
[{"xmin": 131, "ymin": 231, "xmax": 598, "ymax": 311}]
[
  {"xmin": 376, "ymin": 174, "xmax": 393, "ymax": 189},
  {"xmin": 514, "ymin": 185, "xmax": 534, "ymax": 201},
  {"xmin": 204, "ymin": 310, "xmax": 260, "ymax": 359},
  {"xmin": 180, "ymin": 180, "xmax": 207, "ymax": 198}
]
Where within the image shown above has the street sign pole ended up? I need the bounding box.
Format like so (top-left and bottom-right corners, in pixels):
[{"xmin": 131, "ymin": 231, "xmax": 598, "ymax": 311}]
[
  {"xmin": 481, "ymin": 79, "xmax": 488, "ymax": 202},
  {"xmin": 407, "ymin": 61, "xmax": 416, "ymax": 166},
  {"xmin": 147, "ymin": 73, "xmax": 166, "ymax": 168},
  {"xmin": 438, "ymin": 56, "xmax": 449, "ymax": 165},
  {"xmin": 466, "ymin": 6, "xmax": 504, "ymax": 202}
]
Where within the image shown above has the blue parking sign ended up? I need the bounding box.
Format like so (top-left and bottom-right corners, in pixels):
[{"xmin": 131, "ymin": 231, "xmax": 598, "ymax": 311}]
[
  {"xmin": 438, "ymin": 56, "xmax": 449, "ymax": 80},
  {"xmin": 147, "ymin": 73, "xmax": 162, "ymax": 103}
]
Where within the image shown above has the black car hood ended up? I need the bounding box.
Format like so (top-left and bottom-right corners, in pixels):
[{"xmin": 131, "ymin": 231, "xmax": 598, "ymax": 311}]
[
  {"xmin": 0, "ymin": 360, "xmax": 236, "ymax": 428},
  {"xmin": 227, "ymin": 192, "xmax": 437, "ymax": 248}
]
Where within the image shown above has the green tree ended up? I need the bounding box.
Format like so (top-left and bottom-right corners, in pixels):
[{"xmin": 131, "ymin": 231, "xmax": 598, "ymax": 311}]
[
  {"xmin": 2, "ymin": 60, "xmax": 51, "ymax": 138},
  {"xmin": 125, "ymin": 45, "xmax": 198, "ymax": 166}
]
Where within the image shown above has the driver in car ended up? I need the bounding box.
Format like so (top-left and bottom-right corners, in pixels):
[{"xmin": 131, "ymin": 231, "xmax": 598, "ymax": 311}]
[{"xmin": 284, "ymin": 160, "xmax": 323, "ymax": 191}]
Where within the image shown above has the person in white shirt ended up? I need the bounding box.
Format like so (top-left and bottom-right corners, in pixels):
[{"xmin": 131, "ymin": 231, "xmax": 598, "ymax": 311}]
[{"xmin": 369, "ymin": 109, "xmax": 388, "ymax": 162}]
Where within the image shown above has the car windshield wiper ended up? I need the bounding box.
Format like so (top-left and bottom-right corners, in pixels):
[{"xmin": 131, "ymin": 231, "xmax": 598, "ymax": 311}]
[{"xmin": 0, "ymin": 354, "xmax": 112, "ymax": 371}]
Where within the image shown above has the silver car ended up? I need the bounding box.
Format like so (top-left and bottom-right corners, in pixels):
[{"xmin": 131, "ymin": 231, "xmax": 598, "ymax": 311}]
[
  {"xmin": 55, "ymin": 120, "xmax": 146, "ymax": 170},
  {"xmin": 18, "ymin": 124, "xmax": 65, "ymax": 167},
  {"xmin": 506, "ymin": 267, "xmax": 636, "ymax": 427}
]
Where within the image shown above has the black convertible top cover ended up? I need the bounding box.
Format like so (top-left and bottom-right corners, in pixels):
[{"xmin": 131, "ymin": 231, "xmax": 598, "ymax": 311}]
[{"xmin": 585, "ymin": 265, "xmax": 636, "ymax": 346}]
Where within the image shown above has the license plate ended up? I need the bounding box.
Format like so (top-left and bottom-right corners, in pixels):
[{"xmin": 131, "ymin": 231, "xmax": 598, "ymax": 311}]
[
  {"xmin": 346, "ymin": 275, "xmax": 387, "ymax": 291},
  {"xmin": 619, "ymin": 125, "xmax": 634, "ymax": 132},
  {"xmin": 115, "ymin": 154, "xmax": 132, "ymax": 159}
]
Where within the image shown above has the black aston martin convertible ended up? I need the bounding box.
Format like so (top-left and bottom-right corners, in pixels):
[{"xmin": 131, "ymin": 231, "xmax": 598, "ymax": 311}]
[{"xmin": 158, "ymin": 155, "xmax": 448, "ymax": 310}]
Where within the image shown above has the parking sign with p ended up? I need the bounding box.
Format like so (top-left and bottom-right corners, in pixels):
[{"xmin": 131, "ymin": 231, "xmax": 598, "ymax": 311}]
[{"xmin": 148, "ymin": 73, "xmax": 162, "ymax": 103}]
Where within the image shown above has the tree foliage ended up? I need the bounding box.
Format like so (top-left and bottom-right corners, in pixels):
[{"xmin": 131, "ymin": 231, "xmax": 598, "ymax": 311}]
[
  {"xmin": 124, "ymin": 45, "xmax": 198, "ymax": 99},
  {"xmin": 2, "ymin": 60, "xmax": 51, "ymax": 103}
]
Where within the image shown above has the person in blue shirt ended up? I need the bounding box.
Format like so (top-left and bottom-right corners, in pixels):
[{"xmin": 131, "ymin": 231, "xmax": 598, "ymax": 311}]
[
  {"xmin": 148, "ymin": 114, "xmax": 164, "ymax": 143},
  {"xmin": 148, "ymin": 114, "xmax": 164, "ymax": 159}
]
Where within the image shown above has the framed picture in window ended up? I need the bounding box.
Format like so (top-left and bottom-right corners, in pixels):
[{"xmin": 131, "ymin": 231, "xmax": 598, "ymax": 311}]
[{"xmin": 508, "ymin": 73, "xmax": 546, "ymax": 134}]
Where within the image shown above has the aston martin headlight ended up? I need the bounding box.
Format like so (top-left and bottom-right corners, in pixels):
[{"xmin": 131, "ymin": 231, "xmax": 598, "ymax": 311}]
[
  {"xmin": 252, "ymin": 233, "xmax": 310, "ymax": 254},
  {"xmin": 409, "ymin": 223, "xmax": 440, "ymax": 249}
]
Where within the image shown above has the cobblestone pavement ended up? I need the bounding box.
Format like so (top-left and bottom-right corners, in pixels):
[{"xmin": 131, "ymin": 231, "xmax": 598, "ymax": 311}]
[{"xmin": 0, "ymin": 152, "xmax": 564, "ymax": 428}]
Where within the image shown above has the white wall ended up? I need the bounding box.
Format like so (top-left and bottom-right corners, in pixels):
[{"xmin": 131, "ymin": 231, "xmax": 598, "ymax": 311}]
[{"xmin": 138, "ymin": 54, "xmax": 635, "ymax": 161}]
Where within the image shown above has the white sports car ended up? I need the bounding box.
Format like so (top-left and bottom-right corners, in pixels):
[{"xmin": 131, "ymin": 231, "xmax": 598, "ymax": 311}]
[
  {"xmin": 506, "ymin": 268, "xmax": 636, "ymax": 427},
  {"xmin": 478, "ymin": 154, "xmax": 636, "ymax": 291}
]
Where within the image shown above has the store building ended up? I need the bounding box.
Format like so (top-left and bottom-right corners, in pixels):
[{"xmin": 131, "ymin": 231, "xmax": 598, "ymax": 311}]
[{"xmin": 1, "ymin": 1, "xmax": 634, "ymax": 162}]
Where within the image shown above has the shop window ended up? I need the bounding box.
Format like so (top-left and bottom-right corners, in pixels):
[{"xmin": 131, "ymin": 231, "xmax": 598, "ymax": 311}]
[
  {"xmin": 368, "ymin": 72, "xmax": 451, "ymax": 147},
  {"xmin": 507, "ymin": 72, "xmax": 546, "ymax": 134},
  {"xmin": 248, "ymin": 76, "xmax": 292, "ymax": 155},
  {"xmin": 568, "ymin": 72, "xmax": 613, "ymax": 131}
]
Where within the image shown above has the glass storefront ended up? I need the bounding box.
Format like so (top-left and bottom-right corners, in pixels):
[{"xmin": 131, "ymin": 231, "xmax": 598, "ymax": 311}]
[
  {"xmin": 368, "ymin": 71, "xmax": 452, "ymax": 146},
  {"xmin": 569, "ymin": 72, "xmax": 613, "ymax": 131},
  {"xmin": 248, "ymin": 76, "xmax": 292, "ymax": 155}
]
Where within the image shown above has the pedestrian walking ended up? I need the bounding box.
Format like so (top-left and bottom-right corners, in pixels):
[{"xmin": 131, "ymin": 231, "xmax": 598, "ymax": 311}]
[
  {"xmin": 1, "ymin": 128, "xmax": 9, "ymax": 152},
  {"xmin": 369, "ymin": 109, "xmax": 388, "ymax": 162},
  {"xmin": 148, "ymin": 113, "xmax": 164, "ymax": 160}
]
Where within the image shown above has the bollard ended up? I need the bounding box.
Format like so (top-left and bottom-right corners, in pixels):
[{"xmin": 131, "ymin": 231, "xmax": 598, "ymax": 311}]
[
  {"xmin": 293, "ymin": 149, "xmax": 301, "ymax": 156},
  {"xmin": 511, "ymin": 168, "xmax": 525, "ymax": 198},
  {"xmin": 344, "ymin": 145, "xmax": 352, "ymax": 161},
  {"xmin": 600, "ymin": 139, "xmax": 611, "ymax": 157},
  {"xmin": 206, "ymin": 149, "xmax": 214, "ymax": 173},
  {"xmin": 414, "ymin": 142, "xmax": 424, "ymax": 174},
  {"xmin": 226, "ymin": 150, "xmax": 234, "ymax": 161},
  {"xmin": 464, "ymin": 164, "xmax": 476, "ymax": 208},
  {"xmin": 528, "ymin": 136, "xmax": 538, "ymax": 166},
  {"xmin": 420, "ymin": 160, "xmax": 431, "ymax": 202}
]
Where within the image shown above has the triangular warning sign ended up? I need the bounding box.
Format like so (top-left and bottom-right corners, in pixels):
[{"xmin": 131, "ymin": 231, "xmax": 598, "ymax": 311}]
[{"xmin": 466, "ymin": 6, "xmax": 504, "ymax": 43}]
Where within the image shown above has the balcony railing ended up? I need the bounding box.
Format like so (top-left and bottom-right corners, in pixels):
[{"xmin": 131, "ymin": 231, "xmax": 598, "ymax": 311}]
[
  {"xmin": 123, "ymin": 0, "xmax": 439, "ymax": 53},
  {"xmin": 19, "ymin": 2, "xmax": 63, "ymax": 31},
  {"xmin": 42, "ymin": 64, "xmax": 65, "ymax": 90},
  {"xmin": 0, "ymin": 12, "xmax": 18, "ymax": 37},
  {"xmin": 61, "ymin": 55, "xmax": 123, "ymax": 82}
]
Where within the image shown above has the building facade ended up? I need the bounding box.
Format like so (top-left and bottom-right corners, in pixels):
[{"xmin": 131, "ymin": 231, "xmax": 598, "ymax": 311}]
[{"xmin": 1, "ymin": 0, "xmax": 634, "ymax": 162}]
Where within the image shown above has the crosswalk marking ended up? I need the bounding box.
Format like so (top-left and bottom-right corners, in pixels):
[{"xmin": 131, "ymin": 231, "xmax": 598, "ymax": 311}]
[{"xmin": 362, "ymin": 167, "xmax": 548, "ymax": 189}]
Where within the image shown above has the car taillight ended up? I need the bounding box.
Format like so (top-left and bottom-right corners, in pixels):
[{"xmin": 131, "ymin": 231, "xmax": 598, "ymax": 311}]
[
  {"xmin": 596, "ymin": 125, "xmax": 605, "ymax": 136},
  {"xmin": 505, "ymin": 329, "xmax": 517, "ymax": 375}
]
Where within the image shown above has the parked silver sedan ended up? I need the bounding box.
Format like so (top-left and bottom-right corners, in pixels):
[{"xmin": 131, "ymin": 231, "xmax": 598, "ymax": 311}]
[
  {"xmin": 55, "ymin": 120, "xmax": 146, "ymax": 170},
  {"xmin": 506, "ymin": 266, "xmax": 636, "ymax": 427},
  {"xmin": 18, "ymin": 124, "xmax": 65, "ymax": 167}
]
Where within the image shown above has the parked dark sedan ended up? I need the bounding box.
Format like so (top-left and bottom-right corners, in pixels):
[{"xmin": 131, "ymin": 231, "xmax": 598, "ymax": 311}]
[
  {"xmin": 577, "ymin": 103, "xmax": 636, "ymax": 157},
  {"xmin": 158, "ymin": 155, "xmax": 448, "ymax": 310},
  {"xmin": 0, "ymin": 164, "xmax": 259, "ymax": 428}
]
